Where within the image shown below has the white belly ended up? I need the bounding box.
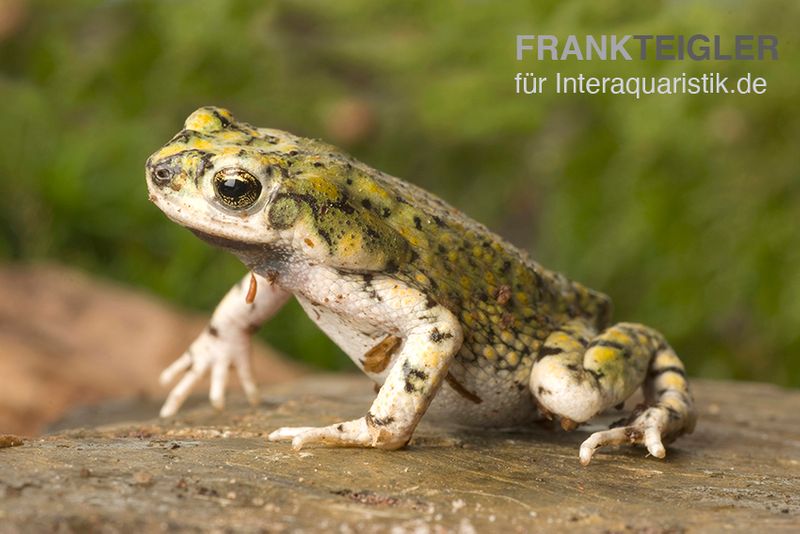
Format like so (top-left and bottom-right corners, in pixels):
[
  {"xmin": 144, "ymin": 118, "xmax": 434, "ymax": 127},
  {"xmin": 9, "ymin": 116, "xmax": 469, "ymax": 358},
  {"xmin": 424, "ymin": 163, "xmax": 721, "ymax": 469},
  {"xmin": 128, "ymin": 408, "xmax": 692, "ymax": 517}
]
[
  {"xmin": 295, "ymin": 295, "xmax": 399, "ymax": 384},
  {"xmin": 294, "ymin": 295, "xmax": 539, "ymax": 427}
]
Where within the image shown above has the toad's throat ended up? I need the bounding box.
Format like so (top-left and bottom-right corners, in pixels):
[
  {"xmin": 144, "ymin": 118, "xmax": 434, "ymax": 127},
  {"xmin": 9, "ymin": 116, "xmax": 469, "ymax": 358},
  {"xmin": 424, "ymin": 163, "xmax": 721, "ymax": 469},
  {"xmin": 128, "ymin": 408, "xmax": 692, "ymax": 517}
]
[{"xmin": 189, "ymin": 228, "xmax": 290, "ymax": 268}]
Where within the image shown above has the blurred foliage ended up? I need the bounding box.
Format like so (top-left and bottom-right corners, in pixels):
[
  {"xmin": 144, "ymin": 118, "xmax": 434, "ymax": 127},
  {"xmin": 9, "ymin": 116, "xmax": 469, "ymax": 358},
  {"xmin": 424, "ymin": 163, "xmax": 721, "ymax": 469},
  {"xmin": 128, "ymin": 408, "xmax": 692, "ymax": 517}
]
[{"xmin": 0, "ymin": 0, "xmax": 797, "ymax": 384}]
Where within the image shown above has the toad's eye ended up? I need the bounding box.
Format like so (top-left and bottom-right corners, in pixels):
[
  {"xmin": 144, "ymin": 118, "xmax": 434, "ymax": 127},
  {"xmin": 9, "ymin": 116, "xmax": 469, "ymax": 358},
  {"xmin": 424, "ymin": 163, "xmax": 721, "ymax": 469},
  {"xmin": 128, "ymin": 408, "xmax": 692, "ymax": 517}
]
[{"xmin": 213, "ymin": 168, "xmax": 262, "ymax": 210}]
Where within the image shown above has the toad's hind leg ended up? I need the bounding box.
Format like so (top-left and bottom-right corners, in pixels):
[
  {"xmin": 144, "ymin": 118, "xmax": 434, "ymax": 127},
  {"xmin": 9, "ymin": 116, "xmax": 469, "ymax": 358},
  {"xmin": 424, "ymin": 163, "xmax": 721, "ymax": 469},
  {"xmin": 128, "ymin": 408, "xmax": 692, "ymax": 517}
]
[{"xmin": 530, "ymin": 321, "xmax": 695, "ymax": 465}]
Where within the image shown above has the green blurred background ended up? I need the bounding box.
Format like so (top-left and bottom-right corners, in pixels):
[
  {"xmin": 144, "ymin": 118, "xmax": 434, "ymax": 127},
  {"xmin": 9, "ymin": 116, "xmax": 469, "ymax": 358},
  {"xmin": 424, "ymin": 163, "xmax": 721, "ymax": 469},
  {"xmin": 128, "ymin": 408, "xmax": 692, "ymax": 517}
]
[{"xmin": 0, "ymin": 0, "xmax": 797, "ymax": 385}]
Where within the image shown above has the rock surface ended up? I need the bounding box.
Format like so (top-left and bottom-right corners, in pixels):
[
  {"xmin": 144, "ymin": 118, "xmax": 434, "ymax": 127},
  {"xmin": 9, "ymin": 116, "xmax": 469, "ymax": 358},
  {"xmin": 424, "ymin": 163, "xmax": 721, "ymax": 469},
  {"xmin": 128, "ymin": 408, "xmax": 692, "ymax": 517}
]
[
  {"xmin": 1, "ymin": 375, "xmax": 799, "ymax": 532},
  {"xmin": 0, "ymin": 263, "xmax": 304, "ymax": 436}
]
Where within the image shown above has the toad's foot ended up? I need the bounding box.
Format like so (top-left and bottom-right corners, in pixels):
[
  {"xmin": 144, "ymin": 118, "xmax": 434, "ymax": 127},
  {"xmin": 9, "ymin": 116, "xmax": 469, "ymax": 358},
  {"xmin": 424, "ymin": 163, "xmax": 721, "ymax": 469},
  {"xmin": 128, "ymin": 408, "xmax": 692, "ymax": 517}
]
[
  {"xmin": 268, "ymin": 417, "xmax": 408, "ymax": 450},
  {"xmin": 579, "ymin": 403, "xmax": 691, "ymax": 465},
  {"xmin": 159, "ymin": 328, "xmax": 258, "ymax": 417}
]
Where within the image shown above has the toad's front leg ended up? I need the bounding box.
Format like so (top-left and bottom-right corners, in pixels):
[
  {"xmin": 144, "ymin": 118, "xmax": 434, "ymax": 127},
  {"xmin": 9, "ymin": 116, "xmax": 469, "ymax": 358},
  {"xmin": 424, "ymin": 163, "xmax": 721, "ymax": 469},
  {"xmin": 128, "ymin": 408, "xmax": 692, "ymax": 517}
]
[
  {"xmin": 159, "ymin": 272, "xmax": 291, "ymax": 417},
  {"xmin": 269, "ymin": 279, "xmax": 463, "ymax": 450}
]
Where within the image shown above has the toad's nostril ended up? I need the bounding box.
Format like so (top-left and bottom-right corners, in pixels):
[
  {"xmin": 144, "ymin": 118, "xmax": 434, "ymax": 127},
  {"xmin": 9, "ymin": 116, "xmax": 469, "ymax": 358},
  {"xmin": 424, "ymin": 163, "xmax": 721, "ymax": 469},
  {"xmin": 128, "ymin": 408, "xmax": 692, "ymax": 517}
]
[{"xmin": 152, "ymin": 165, "xmax": 174, "ymax": 185}]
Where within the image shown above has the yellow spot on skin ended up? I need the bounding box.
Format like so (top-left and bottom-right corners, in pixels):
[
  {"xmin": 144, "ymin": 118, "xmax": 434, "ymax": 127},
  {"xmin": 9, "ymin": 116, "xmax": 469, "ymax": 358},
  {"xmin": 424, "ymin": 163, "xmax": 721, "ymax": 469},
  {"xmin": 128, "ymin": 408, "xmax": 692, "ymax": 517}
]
[
  {"xmin": 606, "ymin": 330, "xmax": 632, "ymax": 346},
  {"xmin": 307, "ymin": 175, "xmax": 339, "ymax": 200},
  {"xmin": 362, "ymin": 181, "xmax": 390, "ymax": 200},
  {"xmin": 659, "ymin": 373, "xmax": 687, "ymax": 390},
  {"xmin": 482, "ymin": 346, "xmax": 497, "ymax": 361},
  {"xmin": 190, "ymin": 139, "xmax": 213, "ymax": 151},
  {"xmin": 185, "ymin": 111, "xmax": 216, "ymax": 131},
  {"xmin": 415, "ymin": 273, "xmax": 429, "ymax": 286},
  {"xmin": 515, "ymin": 292, "xmax": 529, "ymax": 305},
  {"xmin": 500, "ymin": 331, "xmax": 515, "ymax": 344},
  {"xmin": 459, "ymin": 275, "xmax": 471, "ymax": 290},
  {"xmin": 220, "ymin": 131, "xmax": 243, "ymax": 142},
  {"xmin": 655, "ymin": 352, "xmax": 682, "ymax": 368},
  {"xmin": 506, "ymin": 351, "xmax": 519, "ymax": 367},
  {"xmin": 338, "ymin": 232, "xmax": 364, "ymax": 257},
  {"xmin": 588, "ymin": 346, "xmax": 617, "ymax": 365}
]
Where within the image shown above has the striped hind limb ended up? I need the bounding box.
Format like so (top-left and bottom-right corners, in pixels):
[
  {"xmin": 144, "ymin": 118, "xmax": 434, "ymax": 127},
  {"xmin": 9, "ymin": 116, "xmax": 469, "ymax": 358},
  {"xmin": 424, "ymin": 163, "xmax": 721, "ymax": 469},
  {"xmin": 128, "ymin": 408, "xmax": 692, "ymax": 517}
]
[{"xmin": 530, "ymin": 321, "xmax": 695, "ymax": 465}]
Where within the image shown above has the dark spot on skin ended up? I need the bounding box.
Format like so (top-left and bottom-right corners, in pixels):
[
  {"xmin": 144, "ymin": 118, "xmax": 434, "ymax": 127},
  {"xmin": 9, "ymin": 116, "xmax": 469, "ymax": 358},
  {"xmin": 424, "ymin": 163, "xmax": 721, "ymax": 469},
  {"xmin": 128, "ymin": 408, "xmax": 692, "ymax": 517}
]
[
  {"xmin": 432, "ymin": 215, "xmax": 446, "ymax": 228},
  {"xmin": 429, "ymin": 328, "xmax": 453, "ymax": 343},
  {"xmin": 413, "ymin": 216, "xmax": 422, "ymax": 230},
  {"xmin": 501, "ymin": 260, "xmax": 512, "ymax": 274},
  {"xmin": 168, "ymin": 130, "xmax": 192, "ymax": 144},
  {"xmin": 385, "ymin": 260, "xmax": 399, "ymax": 273},
  {"xmin": 396, "ymin": 195, "xmax": 409, "ymax": 205},
  {"xmin": 437, "ymin": 245, "xmax": 446, "ymax": 254},
  {"xmin": 615, "ymin": 402, "xmax": 625, "ymax": 410},
  {"xmin": 212, "ymin": 109, "xmax": 231, "ymax": 128},
  {"xmin": 361, "ymin": 198, "xmax": 372, "ymax": 210},
  {"xmin": 288, "ymin": 150, "xmax": 299, "ymax": 156},
  {"xmin": 313, "ymin": 161, "xmax": 325, "ymax": 168},
  {"xmin": 366, "ymin": 412, "xmax": 395, "ymax": 427},
  {"xmin": 425, "ymin": 296, "xmax": 437, "ymax": 309},
  {"xmin": 402, "ymin": 360, "xmax": 428, "ymax": 393},
  {"xmin": 649, "ymin": 366, "xmax": 687, "ymax": 379},
  {"xmin": 317, "ymin": 228, "xmax": 333, "ymax": 248},
  {"xmin": 197, "ymin": 152, "xmax": 213, "ymax": 178},
  {"xmin": 586, "ymin": 368, "xmax": 604, "ymax": 382},
  {"xmin": 537, "ymin": 345, "xmax": 564, "ymax": 358},
  {"xmin": 346, "ymin": 178, "xmax": 353, "ymax": 185},
  {"xmin": 566, "ymin": 363, "xmax": 580, "ymax": 372},
  {"xmin": 208, "ymin": 325, "xmax": 219, "ymax": 337},
  {"xmin": 337, "ymin": 424, "xmax": 344, "ymax": 432},
  {"xmin": 477, "ymin": 291, "xmax": 488, "ymax": 302},
  {"xmin": 382, "ymin": 208, "xmax": 391, "ymax": 218}
]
